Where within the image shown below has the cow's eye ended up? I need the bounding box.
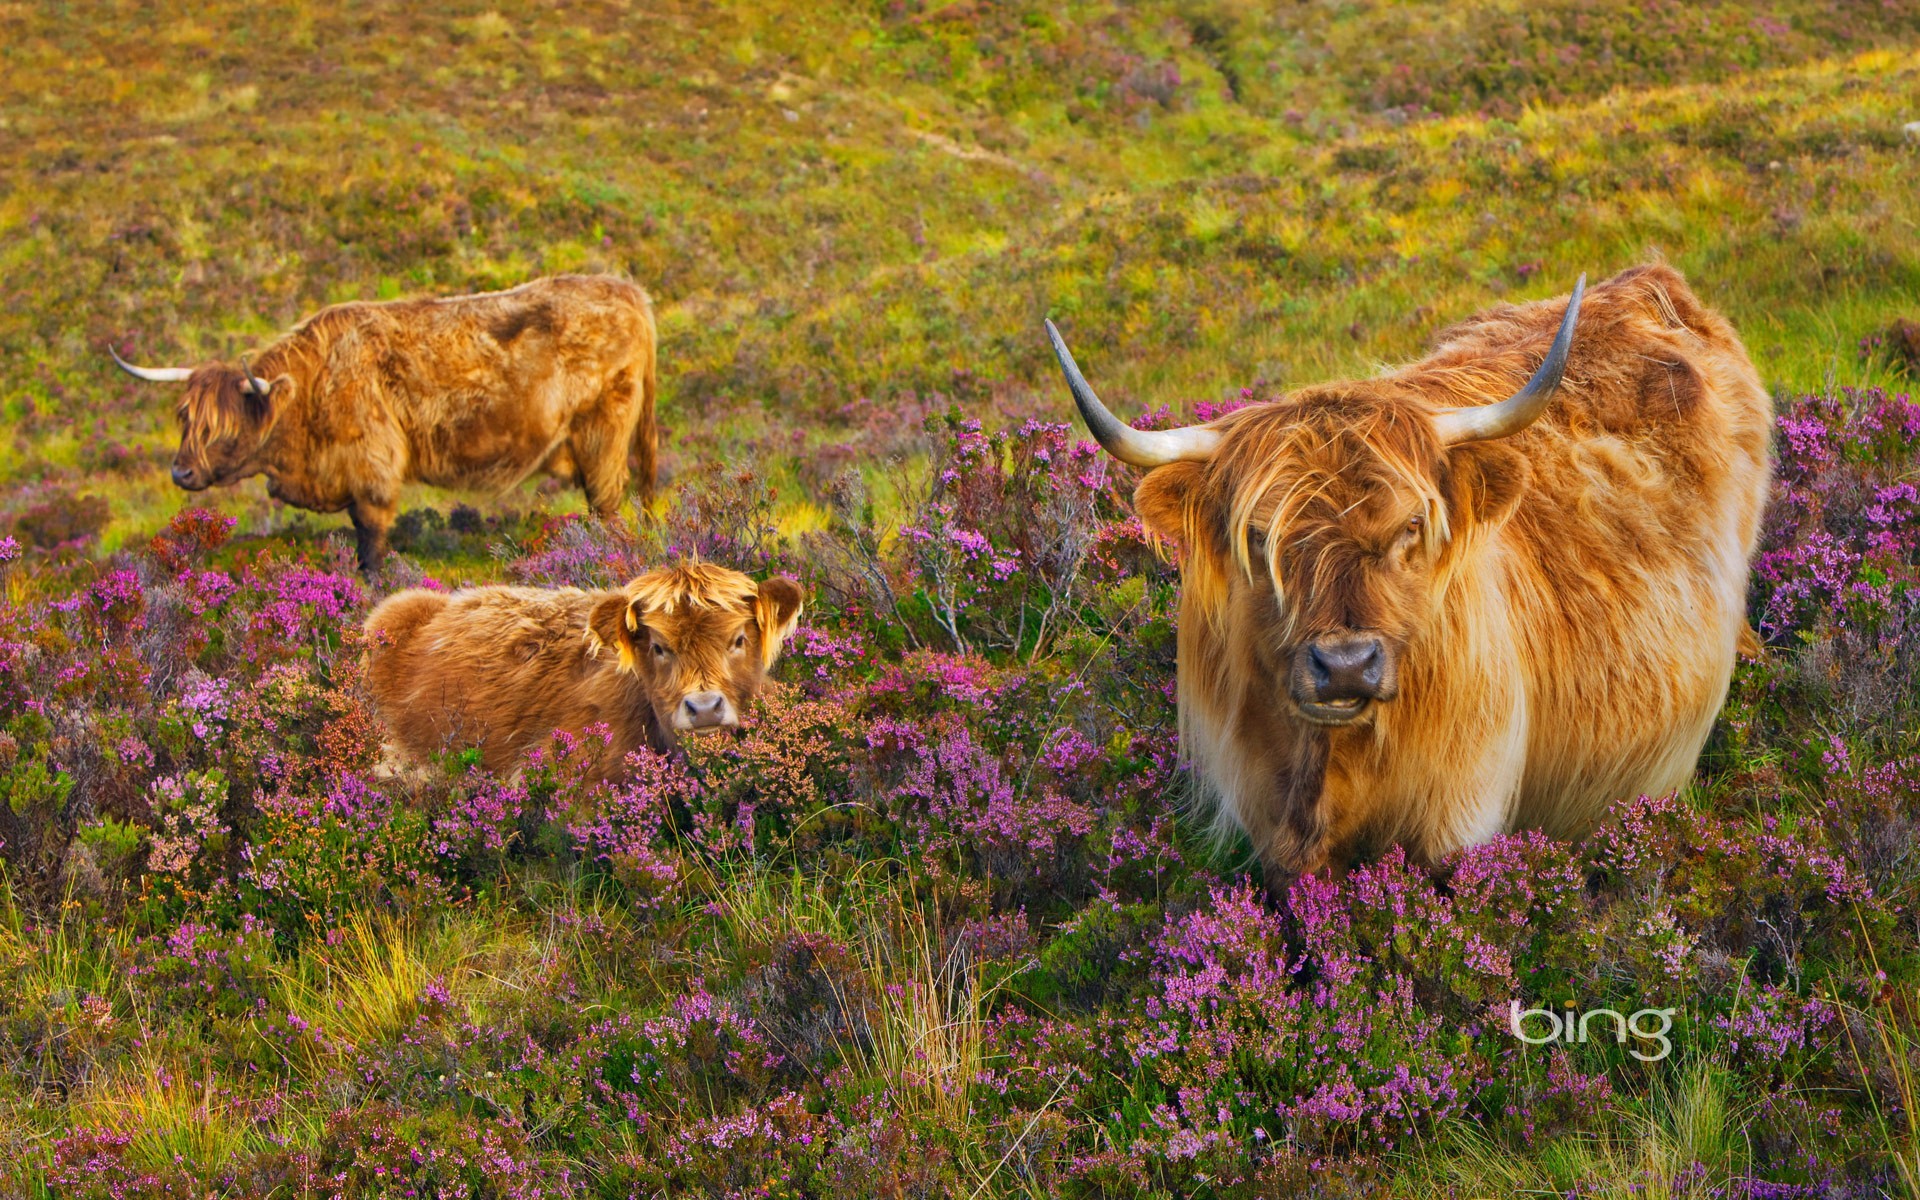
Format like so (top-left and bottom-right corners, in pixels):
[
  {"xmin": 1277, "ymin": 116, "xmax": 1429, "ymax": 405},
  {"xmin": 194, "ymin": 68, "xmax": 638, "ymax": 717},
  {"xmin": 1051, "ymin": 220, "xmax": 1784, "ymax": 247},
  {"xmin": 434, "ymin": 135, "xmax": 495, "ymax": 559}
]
[
  {"xmin": 1405, "ymin": 515, "xmax": 1424, "ymax": 536},
  {"xmin": 732, "ymin": 633, "xmax": 747, "ymax": 652},
  {"xmin": 652, "ymin": 643, "xmax": 670, "ymax": 660}
]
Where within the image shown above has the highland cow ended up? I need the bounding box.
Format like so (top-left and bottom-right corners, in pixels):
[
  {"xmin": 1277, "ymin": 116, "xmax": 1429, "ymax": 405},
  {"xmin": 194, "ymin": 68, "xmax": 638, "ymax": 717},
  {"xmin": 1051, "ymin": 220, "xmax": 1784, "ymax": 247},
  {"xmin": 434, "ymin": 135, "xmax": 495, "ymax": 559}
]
[
  {"xmin": 111, "ymin": 274, "xmax": 658, "ymax": 571},
  {"xmin": 361, "ymin": 562, "xmax": 803, "ymax": 777},
  {"xmin": 1045, "ymin": 264, "xmax": 1771, "ymax": 894}
]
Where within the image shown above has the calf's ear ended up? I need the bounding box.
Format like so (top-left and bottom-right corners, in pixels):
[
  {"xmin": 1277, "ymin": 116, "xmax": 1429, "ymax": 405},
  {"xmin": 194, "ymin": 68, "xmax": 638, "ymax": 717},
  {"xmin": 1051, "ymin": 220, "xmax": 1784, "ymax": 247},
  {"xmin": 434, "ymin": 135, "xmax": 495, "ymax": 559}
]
[
  {"xmin": 754, "ymin": 577, "xmax": 805, "ymax": 667},
  {"xmin": 587, "ymin": 592, "xmax": 644, "ymax": 672}
]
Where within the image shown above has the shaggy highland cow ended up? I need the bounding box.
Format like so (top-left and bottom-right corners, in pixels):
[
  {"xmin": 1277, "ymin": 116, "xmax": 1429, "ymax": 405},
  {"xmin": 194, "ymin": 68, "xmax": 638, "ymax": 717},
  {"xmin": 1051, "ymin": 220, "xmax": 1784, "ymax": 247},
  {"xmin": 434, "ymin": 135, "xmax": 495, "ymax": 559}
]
[
  {"xmin": 1046, "ymin": 264, "xmax": 1771, "ymax": 894},
  {"xmin": 111, "ymin": 274, "xmax": 658, "ymax": 571},
  {"xmin": 362, "ymin": 562, "xmax": 804, "ymax": 777}
]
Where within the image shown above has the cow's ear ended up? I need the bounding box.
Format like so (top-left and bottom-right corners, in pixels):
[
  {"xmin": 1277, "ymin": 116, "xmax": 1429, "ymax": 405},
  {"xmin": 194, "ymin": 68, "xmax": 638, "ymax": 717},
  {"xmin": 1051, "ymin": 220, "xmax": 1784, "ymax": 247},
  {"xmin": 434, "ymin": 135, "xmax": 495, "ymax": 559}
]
[
  {"xmin": 1135, "ymin": 461, "xmax": 1233, "ymax": 609},
  {"xmin": 1134, "ymin": 461, "xmax": 1209, "ymax": 548},
  {"xmin": 1443, "ymin": 441, "xmax": 1531, "ymax": 534},
  {"xmin": 245, "ymin": 374, "xmax": 296, "ymax": 432},
  {"xmin": 587, "ymin": 592, "xmax": 644, "ymax": 673},
  {"xmin": 754, "ymin": 577, "xmax": 804, "ymax": 667}
]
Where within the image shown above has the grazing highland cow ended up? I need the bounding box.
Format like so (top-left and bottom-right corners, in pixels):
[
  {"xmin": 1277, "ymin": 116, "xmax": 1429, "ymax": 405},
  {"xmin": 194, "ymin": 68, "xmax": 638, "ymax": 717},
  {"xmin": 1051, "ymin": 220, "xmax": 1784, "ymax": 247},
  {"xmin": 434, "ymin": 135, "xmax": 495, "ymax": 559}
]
[
  {"xmin": 1045, "ymin": 264, "xmax": 1771, "ymax": 894},
  {"xmin": 362, "ymin": 562, "xmax": 804, "ymax": 777},
  {"xmin": 111, "ymin": 274, "xmax": 658, "ymax": 571}
]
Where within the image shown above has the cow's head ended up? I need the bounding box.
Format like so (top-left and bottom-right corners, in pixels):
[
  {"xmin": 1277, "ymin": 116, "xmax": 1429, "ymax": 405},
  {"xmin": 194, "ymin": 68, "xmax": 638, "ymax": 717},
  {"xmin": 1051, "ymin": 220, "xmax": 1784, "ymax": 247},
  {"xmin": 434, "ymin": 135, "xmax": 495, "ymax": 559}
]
[
  {"xmin": 110, "ymin": 347, "xmax": 291, "ymax": 490},
  {"xmin": 588, "ymin": 562, "xmax": 805, "ymax": 740},
  {"xmin": 1046, "ymin": 278, "xmax": 1582, "ymax": 730}
]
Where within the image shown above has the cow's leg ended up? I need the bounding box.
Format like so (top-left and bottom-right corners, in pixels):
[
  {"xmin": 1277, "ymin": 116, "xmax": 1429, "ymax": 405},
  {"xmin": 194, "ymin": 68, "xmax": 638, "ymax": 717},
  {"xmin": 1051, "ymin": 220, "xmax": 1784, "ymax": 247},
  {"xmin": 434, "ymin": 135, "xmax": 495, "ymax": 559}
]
[
  {"xmin": 570, "ymin": 406, "xmax": 632, "ymax": 524},
  {"xmin": 1254, "ymin": 821, "xmax": 1333, "ymax": 906},
  {"xmin": 1229, "ymin": 770, "xmax": 1335, "ymax": 906},
  {"xmin": 633, "ymin": 352, "xmax": 658, "ymax": 511},
  {"xmin": 348, "ymin": 497, "xmax": 396, "ymax": 573}
]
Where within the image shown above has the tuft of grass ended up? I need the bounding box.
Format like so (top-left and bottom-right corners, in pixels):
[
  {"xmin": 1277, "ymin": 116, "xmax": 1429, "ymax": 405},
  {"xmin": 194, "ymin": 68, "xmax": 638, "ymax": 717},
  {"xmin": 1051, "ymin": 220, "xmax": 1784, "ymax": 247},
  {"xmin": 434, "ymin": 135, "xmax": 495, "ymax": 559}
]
[
  {"xmin": 1839, "ymin": 918, "xmax": 1920, "ymax": 1199},
  {"xmin": 1413, "ymin": 1058, "xmax": 1753, "ymax": 1199},
  {"xmin": 69, "ymin": 1056, "xmax": 251, "ymax": 1176},
  {"xmin": 694, "ymin": 859, "xmax": 1061, "ymax": 1196},
  {"xmin": 838, "ymin": 896, "xmax": 992, "ymax": 1135},
  {"xmin": 265, "ymin": 912, "xmax": 481, "ymax": 1068}
]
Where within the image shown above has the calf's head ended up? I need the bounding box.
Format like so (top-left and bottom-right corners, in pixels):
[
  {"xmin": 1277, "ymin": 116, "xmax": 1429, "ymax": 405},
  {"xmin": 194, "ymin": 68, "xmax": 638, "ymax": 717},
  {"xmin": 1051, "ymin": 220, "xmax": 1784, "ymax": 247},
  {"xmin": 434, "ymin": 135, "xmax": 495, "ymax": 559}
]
[
  {"xmin": 1044, "ymin": 278, "xmax": 1582, "ymax": 729},
  {"xmin": 110, "ymin": 347, "xmax": 291, "ymax": 490},
  {"xmin": 588, "ymin": 563, "xmax": 804, "ymax": 740}
]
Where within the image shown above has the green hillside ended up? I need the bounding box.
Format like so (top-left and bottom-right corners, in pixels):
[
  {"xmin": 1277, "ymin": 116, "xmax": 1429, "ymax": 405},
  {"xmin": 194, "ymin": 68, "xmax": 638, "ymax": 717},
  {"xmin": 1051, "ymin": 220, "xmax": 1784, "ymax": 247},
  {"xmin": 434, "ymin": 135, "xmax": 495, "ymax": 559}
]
[{"xmin": 4, "ymin": 1, "xmax": 1918, "ymax": 544}]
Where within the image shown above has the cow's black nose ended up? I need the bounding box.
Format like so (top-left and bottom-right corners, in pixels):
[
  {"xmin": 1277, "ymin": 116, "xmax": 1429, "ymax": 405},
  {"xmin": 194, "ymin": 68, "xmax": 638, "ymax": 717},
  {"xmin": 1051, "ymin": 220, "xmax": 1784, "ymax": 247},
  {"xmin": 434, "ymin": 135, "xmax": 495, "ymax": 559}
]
[
  {"xmin": 1308, "ymin": 639, "xmax": 1386, "ymax": 700},
  {"xmin": 171, "ymin": 464, "xmax": 193, "ymax": 487}
]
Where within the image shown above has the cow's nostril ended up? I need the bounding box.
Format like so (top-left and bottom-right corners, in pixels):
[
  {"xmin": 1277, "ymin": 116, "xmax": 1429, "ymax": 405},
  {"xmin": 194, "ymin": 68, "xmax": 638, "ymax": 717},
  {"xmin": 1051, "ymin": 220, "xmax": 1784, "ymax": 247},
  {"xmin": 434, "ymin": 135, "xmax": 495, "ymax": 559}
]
[{"xmin": 1307, "ymin": 644, "xmax": 1333, "ymax": 686}]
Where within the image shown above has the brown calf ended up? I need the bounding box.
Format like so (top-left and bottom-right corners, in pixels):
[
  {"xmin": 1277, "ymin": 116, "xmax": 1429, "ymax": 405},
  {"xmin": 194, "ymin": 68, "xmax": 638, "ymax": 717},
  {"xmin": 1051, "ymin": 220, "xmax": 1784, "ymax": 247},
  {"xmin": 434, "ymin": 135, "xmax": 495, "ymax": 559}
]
[
  {"xmin": 112, "ymin": 274, "xmax": 657, "ymax": 571},
  {"xmin": 362, "ymin": 562, "xmax": 804, "ymax": 776}
]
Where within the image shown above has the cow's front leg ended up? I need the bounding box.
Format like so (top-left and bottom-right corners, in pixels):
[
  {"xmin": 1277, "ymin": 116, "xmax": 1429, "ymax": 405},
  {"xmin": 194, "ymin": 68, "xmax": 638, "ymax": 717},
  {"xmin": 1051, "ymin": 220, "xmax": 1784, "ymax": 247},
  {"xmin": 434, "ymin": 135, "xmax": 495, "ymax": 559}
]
[
  {"xmin": 1256, "ymin": 821, "xmax": 1334, "ymax": 906},
  {"xmin": 1225, "ymin": 735, "xmax": 1335, "ymax": 906},
  {"xmin": 1200, "ymin": 716, "xmax": 1338, "ymax": 905},
  {"xmin": 349, "ymin": 498, "xmax": 397, "ymax": 574}
]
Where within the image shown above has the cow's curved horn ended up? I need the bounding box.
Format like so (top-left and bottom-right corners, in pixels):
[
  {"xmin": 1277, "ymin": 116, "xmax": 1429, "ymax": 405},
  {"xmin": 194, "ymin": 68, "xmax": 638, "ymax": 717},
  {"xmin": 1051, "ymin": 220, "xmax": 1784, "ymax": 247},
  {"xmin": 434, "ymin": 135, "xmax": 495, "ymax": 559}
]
[
  {"xmin": 1045, "ymin": 319, "xmax": 1220, "ymax": 467},
  {"xmin": 1433, "ymin": 275, "xmax": 1585, "ymax": 445},
  {"xmin": 108, "ymin": 345, "xmax": 193, "ymax": 383},
  {"xmin": 237, "ymin": 354, "xmax": 272, "ymax": 396}
]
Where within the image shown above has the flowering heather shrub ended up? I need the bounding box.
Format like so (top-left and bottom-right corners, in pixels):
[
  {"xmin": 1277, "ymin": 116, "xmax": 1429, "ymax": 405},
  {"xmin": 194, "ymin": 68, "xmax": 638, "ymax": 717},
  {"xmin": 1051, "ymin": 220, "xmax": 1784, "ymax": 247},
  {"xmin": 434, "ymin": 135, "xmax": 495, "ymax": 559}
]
[
  {"xmin": 145, "ymin": 506, "xmax": 235, "ymax": 573},
  {"xmin": 238, "ymin": 770, "xmax": 442, "ymax": 929},
  {"xmin": 511, "ymin": 461, "xmax": 795, "ymax": 591},
  {"xmin": 814, "ymin": 411, "xmax": 1149, "ymax": 658},
  {"xmin": 507, "ymin": 511, "xmax": 652, "ymax": 589},
  {"xmin": 2, "ymin": 390, "xmax": 1916, "ymax": 1196},
  {"xmin": 5, "ymin": 485, "xmax": 111, "ymax": 549},
  {"xmin": 1737, "ymin": 388, "xmax": 1920, "ymax": 765},
  {"xmin": 900, "ymin": 415, "xmax": 1128, "ymax": 654},
  {"xmin": 1859, "ymin": 318, "xmax": 1920, "ymax": 380},
  {"xmin": 550, "ymin": 736, "xmax": 689, "ymax": 904}
]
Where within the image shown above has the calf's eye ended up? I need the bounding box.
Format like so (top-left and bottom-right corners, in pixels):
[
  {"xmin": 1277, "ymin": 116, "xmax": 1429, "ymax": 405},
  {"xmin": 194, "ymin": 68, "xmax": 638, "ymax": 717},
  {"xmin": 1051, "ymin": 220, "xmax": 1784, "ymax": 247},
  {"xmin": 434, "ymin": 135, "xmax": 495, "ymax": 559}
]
[{"xmin": 732, "ymin": 633, "xmax": 747, "ymax": 651}]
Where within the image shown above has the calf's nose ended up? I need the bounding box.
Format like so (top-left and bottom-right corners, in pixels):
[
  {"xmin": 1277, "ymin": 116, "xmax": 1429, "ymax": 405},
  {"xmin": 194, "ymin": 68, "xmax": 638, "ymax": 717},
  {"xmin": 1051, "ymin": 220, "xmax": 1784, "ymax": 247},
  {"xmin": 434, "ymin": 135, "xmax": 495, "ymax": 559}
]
[
  {"xmin": 682, "ymin": 691, "xmax": 729, "ymax": 727},
  {"xmin": 1307, "ymin": 638, "xmax": 1386, "ymax": 700},
  {"xmin": 171, "ymin": 463, "xmax": 194, "ymax": 487}
]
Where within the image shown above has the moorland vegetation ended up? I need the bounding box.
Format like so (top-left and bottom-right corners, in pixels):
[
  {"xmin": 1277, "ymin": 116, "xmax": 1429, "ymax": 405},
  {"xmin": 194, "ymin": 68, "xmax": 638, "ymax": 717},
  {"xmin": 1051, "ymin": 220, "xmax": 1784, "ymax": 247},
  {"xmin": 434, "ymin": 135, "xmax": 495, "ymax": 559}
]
[{"xmin": 4, "ymin": 2, "xmax": 1920, "ymax": 1195}]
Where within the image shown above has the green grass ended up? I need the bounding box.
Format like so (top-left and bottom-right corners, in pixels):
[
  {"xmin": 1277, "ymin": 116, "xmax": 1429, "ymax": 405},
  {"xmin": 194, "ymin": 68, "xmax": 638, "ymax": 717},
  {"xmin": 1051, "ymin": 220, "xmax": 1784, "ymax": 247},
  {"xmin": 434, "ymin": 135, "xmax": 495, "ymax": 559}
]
[{"xmin": 4, "ymin": 3, "xmax": 1918, "ymax": 550}]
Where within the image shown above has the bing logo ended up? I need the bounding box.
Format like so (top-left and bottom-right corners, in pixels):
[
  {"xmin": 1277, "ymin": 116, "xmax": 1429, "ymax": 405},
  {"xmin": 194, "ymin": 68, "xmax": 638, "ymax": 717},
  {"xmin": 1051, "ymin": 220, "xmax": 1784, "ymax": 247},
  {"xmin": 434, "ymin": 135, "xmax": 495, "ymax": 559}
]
[{"xmin": 1508, "ymin": 999, "xmax": 1676, "ymax": 1062}]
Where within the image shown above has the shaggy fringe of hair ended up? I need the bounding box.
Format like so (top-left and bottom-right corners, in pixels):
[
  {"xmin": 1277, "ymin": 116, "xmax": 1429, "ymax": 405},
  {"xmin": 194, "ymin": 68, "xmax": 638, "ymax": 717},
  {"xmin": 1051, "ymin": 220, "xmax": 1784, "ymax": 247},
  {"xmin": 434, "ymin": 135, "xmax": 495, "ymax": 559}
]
[
  {"xmin": 590, "ymin": 561, "xmax": 792, "ymax": 671},
  {"xmin": 626, "ymin": 561, "xmax": 760, "ymax": 616},
  {"xmin": 1172, "ymin": 400, "xmax": 1452, "ymax": 646}
]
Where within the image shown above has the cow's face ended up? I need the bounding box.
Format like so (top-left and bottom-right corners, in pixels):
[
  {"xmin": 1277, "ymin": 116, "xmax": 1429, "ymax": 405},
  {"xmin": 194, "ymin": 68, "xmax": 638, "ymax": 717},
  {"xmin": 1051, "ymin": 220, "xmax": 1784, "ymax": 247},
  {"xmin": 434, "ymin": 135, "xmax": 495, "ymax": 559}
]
[
  {"xmin": 590, "ymin": 568, "xmax": 805, "ymax": 740},
  {"xmin": 171, "ymin": 367, "xmax": 287, "ymax": 490},
  {"xmin": 1043, "ymin": 279, "xmax": 1576, "ymax": 732},
  {"xmin": 1136, "ymin": 397, "xmax": 1528, "ymax": 728}
]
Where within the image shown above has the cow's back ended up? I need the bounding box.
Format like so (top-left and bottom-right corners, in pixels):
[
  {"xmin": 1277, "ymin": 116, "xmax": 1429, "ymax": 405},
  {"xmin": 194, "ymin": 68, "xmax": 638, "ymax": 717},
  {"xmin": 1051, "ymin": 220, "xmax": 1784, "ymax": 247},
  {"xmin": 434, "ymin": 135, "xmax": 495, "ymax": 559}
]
[
  {"xmin": 298, "ymin": 275, "xmax": 656, "ymax": 493},
  {"xmin": 362, "ymin": 583, "xmax": 653, "ymax": 773},
  {"xmin": 1415, "ymin": 264, "xmax": 1772, "ymax": 836}
]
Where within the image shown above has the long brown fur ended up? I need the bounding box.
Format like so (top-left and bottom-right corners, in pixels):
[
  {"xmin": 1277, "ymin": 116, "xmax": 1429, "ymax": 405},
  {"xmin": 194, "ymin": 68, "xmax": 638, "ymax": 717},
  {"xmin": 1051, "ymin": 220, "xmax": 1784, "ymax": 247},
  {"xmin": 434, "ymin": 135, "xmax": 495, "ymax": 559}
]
[
  {"xmin": 163, "ymin": 274, "xmax": 658, "ymax": 570},
  {"xmin": 1129, "ymin": 264, "xmax": 1772, "ymax": 893},
  {"xmin": 361, "ymin": 562, "xmax": 804, "ymax": 777}
]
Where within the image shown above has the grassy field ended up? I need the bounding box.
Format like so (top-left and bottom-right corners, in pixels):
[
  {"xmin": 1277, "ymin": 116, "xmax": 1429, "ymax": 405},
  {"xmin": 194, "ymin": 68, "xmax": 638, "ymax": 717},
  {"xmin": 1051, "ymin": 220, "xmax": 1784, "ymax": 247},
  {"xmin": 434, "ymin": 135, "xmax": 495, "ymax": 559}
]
[
  {"xmin": 4, "ymin": 3, "xmax": 1920, "ymax": 1197},
  {"xmin": 4, "ymin": 1, "xmax": 1919, "ymax": 546}
]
